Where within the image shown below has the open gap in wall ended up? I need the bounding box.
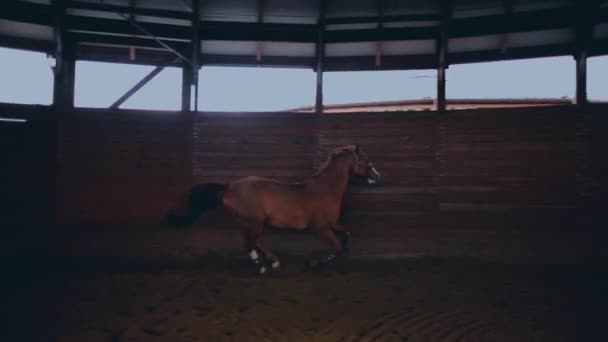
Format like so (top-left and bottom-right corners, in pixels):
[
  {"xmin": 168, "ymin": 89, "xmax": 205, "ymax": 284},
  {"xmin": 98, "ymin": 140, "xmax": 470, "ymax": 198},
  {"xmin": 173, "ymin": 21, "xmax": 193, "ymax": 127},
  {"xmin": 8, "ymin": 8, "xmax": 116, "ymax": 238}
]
[
  {"xmin": 588, "ymin": 55, "xmax": 608, "ymax": 103},
  {"xmin": 0, "ymin": 47, "xmax": 54, "ymax": 105},
  {"xmin": 446, "ymin": 56, "xmax": 575, "ymax": 109},
  {"xmin": 322, "ymin": 69, "xmax": 437, "ymax": 113},
  {"xmin": 75, "ymin": 61, "xmax": 181, "ymax": 110},
  {"xmin": 197, "ymin": 66, "xmax": 315, "ymax": 112}
]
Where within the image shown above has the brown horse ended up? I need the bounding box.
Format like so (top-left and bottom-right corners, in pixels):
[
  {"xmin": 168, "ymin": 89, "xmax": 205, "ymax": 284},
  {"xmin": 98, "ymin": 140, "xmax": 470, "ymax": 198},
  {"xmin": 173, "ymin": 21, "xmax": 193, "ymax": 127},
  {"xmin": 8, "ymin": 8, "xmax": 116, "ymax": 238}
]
[{"xmin": 166, "ymin": 145, "xmax": 381, "ymax": 273}]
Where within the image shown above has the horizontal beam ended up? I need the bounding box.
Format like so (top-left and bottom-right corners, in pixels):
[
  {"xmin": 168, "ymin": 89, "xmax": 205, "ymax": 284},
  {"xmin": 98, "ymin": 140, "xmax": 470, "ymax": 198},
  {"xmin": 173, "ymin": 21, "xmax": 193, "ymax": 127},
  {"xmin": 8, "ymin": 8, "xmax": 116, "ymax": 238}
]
[
  {"xmin": 73, "ymin": 33, "xmax": 189, "ymax": 52},
  {"xmin": 74, "ymin": 37, "xmax": 608, "ymax": 71}
]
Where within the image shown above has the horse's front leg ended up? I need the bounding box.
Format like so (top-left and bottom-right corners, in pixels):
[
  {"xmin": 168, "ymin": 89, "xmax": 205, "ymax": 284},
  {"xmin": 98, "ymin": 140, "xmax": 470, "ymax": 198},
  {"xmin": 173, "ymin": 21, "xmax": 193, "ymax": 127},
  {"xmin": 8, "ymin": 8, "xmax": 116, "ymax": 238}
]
[
  {"xmin": 309, "ymin": 226, "xmax": 347, "ymax": 268},
  {"xmin": 332, "ymin": 225, "xmax": 351, "ymax": 254}
]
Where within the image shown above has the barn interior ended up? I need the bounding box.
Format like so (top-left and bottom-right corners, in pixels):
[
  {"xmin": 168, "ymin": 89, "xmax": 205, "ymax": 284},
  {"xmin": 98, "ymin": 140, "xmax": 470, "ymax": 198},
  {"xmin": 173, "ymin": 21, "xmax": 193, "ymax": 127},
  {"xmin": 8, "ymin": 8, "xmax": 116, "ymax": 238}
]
[{"xmin": 2, "ymin": 0, "xmax": 608, "ymax": 341}]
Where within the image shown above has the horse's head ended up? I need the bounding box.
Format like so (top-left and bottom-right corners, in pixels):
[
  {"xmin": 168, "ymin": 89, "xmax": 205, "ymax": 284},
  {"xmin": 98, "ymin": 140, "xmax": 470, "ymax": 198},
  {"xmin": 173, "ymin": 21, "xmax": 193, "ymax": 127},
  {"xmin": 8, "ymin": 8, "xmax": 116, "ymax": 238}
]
[{"xmin": 349, "ymin": 145, "xmax": 381, "ymax": 185}]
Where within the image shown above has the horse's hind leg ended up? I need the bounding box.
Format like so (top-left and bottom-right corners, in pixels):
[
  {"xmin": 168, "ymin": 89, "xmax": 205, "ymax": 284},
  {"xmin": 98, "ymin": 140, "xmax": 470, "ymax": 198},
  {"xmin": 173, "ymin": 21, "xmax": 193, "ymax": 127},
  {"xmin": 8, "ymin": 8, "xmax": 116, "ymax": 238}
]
[
  {"xmin": 242, "ymin": 222, "xmax": 280, "ymax": 274},
  {"xmin": 243, "ymin": 229, "xmax": 267, "ymax": 274}
]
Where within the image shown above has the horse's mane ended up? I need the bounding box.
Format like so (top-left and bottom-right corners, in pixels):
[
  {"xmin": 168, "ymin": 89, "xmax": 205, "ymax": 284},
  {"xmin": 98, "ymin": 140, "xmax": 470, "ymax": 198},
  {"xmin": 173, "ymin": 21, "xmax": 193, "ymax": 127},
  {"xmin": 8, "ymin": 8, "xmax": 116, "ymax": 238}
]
[{"xmin": 311, "ymin": 145, "xmax": 356, "ymax": 177}]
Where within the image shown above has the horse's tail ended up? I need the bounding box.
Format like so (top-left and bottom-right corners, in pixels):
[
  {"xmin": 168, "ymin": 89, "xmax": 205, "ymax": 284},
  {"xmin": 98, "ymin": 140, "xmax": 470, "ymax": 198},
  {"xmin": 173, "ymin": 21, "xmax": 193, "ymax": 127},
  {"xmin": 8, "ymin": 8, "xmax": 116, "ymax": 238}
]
[{"xmin": 165, "ymin": 182, "xmax": 227, "ymax": 227}]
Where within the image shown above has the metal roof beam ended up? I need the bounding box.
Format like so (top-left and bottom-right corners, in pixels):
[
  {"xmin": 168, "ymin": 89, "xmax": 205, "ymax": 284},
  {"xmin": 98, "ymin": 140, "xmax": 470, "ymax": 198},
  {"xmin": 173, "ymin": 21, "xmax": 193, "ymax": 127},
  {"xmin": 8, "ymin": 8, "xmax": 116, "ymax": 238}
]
[
  {"xmin": 73, "ymin": 38, "xmax": 608, "ymax": 71},
  {"xmin": 4, "ymin": 1, "xmax": 608, "ymax": 44},
  {"xmin": 66, "ymin": 1, "xmax": 191, "ymax": 21},
  {"xmin": 256, "ymin": 0, "xmax": 266, "ymax": 62},
  {"xmin": 191, "ymin": 0, "xmax": 200, "ymax": 110},
  {"xmin": 110, "ymin": 57, "xmax": 180, "ymax": 109},
  {"xmin": 326, "ymin": 14, "xmax": 440, "ymax": 25}
]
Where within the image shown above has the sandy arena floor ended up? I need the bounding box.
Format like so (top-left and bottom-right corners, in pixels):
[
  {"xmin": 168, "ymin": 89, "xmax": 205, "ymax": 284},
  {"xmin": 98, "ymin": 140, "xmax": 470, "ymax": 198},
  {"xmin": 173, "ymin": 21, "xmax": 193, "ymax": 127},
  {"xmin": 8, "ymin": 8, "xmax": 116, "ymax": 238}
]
[{"xmin": 8, "ymin": 255, "xmax": 607, "ymax": 342}]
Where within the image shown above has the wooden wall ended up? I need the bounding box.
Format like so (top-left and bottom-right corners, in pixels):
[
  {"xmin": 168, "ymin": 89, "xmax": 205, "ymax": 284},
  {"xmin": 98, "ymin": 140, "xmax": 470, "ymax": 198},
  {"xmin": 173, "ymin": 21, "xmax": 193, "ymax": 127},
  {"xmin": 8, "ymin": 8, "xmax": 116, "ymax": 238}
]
[
  {"xmin": 54, "ymin": 109, "xmax": 192, "ymax": 223},
  {"xmin": 0, "ymin": 104, "xmax": 53, "ymax": 225},
  {"xmin": 2, "ymin": 103, "xmax": 606, "ymax": 263}
]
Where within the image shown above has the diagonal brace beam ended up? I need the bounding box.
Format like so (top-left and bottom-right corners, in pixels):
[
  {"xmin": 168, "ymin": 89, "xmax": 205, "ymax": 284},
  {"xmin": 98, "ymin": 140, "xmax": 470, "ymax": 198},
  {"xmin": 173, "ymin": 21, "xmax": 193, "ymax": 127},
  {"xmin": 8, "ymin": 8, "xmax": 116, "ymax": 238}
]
[{"xmin": 110, "ymin": 57, "xmax": 180, "ymax": 109}]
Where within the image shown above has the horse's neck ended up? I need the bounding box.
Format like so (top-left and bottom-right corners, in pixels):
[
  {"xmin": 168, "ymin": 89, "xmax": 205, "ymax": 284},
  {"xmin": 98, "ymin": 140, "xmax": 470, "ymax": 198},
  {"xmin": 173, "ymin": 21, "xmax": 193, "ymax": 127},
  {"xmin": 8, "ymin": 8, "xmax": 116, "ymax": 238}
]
[{"xmin": 312, "ymin": 155, "xmax": 352, "ymax": 199}]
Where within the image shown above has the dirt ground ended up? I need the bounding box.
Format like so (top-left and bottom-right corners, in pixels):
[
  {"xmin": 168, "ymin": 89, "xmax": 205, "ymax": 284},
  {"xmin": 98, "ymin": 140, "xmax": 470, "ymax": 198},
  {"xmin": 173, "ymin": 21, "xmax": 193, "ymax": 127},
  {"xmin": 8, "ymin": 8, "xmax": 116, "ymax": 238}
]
[{"xmin": 7, "ymin": 255, "xmax": 607, "ymax": 342}]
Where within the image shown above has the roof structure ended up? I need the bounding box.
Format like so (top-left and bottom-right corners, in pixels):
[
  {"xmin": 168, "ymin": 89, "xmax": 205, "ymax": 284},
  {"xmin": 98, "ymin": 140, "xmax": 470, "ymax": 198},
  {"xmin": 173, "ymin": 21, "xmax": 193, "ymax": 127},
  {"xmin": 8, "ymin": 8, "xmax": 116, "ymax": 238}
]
[{"xmin": 1, "ymin": 0, "xmax": 608, "ymax": 71}]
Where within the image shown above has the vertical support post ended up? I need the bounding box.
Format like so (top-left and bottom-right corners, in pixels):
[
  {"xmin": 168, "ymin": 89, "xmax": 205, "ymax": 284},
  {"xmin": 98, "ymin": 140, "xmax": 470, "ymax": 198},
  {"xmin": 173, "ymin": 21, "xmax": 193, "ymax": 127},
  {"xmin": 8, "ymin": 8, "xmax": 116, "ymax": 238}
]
[
  {"xmin": 181, "ymin": 64, "xmax": 193, "ymax": 112},
  {"xmin": 575, "ymin": 51, "xmax": 588, "ymax": 106},
  {"xmin": 256, "ymin": 0, "xmax": 265, "ymax": 62},
  {"xmin": 500, "ymin": 0, "xmax": 512, "ymax": 55},
  {"xmin": 435, "ymin": 0, "xmax": 450, "ymax": 112},
  {"xmin": 315, "ymin": 0, "xmax": 326, "ymax": 114},
  {"xmin": 375, "ymin": 0, "xmax": 384, "ymax": 67},
  {"xmin": 573, "ymin": 1, "xmax": 596, "ymax": 106},
  {"xmin": 191, "ymin": 0, "xmax": 201, "ymax": 112},
  {"xmin": 52, "ymin": 0, "xmax": 75, "ymax": 110}
]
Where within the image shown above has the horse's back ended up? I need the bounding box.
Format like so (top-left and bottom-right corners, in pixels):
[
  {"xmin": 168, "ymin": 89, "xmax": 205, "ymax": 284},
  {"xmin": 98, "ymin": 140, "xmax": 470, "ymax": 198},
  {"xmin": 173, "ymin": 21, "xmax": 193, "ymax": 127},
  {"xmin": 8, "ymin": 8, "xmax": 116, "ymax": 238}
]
[{"xmin": 223, "ymin": 176, "xmax": 314, "ymax": 229}]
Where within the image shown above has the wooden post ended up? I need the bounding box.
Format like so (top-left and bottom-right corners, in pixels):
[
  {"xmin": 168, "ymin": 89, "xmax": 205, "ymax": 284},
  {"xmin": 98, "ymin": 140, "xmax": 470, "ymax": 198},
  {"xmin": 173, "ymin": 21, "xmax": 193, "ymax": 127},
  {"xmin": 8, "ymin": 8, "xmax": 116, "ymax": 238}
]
[
  {"xmin": 315, "ymin": 0, "xmax": 326, "ymax": 114},
  {"xmin": 181, "ymin": 65, "xmax": 193, "ymax": 112},
  {"xmin": 436, "ymin": 0, "xmax": 450, "ymax": 112}
]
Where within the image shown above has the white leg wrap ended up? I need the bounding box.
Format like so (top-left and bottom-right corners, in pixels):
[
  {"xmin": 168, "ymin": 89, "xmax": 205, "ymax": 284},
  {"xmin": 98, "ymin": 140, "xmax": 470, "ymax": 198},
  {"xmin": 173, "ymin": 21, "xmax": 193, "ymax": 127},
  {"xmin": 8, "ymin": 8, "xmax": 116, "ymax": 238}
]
[{"xmin": 249, "ymin": 250, "xmax": 259, "ymax": 260}]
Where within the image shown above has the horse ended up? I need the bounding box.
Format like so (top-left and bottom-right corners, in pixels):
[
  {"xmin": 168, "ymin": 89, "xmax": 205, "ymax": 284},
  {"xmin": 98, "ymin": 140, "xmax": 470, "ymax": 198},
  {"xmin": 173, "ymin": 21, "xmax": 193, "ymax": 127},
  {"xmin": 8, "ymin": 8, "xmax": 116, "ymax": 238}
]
[{"xmin": 166, "ymin": 145, "xmax": 381, "ymax": 274}]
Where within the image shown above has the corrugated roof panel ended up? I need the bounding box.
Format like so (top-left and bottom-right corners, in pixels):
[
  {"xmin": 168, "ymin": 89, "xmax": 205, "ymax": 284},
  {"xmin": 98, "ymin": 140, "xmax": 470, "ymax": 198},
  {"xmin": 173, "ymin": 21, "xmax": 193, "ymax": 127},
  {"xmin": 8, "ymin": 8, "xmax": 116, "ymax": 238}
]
[
  {"xmin": 383, "ymin": 0, "xmax": 438, "ymax": 15},
  {"xmin": 326, "ymin": 23, "xmax": 377, "ymax": 31},
  {"xmin": 73, "ymin": 0, "xmax": 128, "ymax": 7},
  {"xmin": 262, "ymin": 42, "xmax": 315, "ymax": 57},
  {"xmin": 67, "ymin": 8, "xmax": 124, "ymax": 20},
  {"xmin": 449, "ymin": 35, "xmax": 502, "ymax": 53},
  {"xmin": 200, "ymin": 0, "xmax": 258, "ymax": 23},
  {"xmin": 595, "ymin": 23, "xmax": 608, "ymax": 39},
  {"xmin": 512, "ymin": 0, "xmax": 572, "ymax": 13},
  {"xmin": 136, "ymin": 0, "xmax": 191, "ymax": 12},
  {"xmin": 133, "ymin": 15, "xmax": 190, "ymax": 27},
  {"xmin": 382, "ymin": 40, "xmax": 436, "ymax": 56},
  {"xmin": 263, "ymin": 0, "xmax": 318, "ymax": 24},
  {"xmin": 452, "ymin": 0, "xmax": 504, "ymax": 19},
  {"xmin": 383, "ymin": 21, "xmax": 439, "ymax": 29},
  {"xmin": 326, "ymin": 42, "xmax": 377, "ymax": 57},
  {"xmin": 19, "ymin": 0, "xmax": 51, "ymax": 4},
  {"xmin": 201, "ymin": 40, "xmax": 257, "ymax": 55},
  {"xmin": 507, "ymin": 29, "xmax": 574, "ymax": 48},
  {"xmin": 0, "ymin": 20, "xmax": 53, "ymax": 41},
  {"xmin": 326, "ymin": 0, "xmax": 377, "ymax": 19}
]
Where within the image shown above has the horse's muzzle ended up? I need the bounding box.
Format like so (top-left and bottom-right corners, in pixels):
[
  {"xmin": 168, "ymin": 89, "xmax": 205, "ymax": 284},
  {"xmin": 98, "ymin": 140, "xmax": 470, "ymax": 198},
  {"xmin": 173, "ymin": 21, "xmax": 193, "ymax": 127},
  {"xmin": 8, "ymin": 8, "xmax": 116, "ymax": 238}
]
[{"xmin": 367, "ymin": 165, "xmax": 381, "ymax": 184}]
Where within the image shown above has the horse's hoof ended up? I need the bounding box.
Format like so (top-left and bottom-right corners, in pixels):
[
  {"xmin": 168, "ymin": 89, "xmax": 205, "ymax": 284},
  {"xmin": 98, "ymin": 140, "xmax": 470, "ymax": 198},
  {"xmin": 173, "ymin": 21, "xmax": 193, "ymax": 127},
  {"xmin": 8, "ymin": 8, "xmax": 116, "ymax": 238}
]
[
  {"xmin": 271, "ymin": 259, "xmax": 280, "ymax": 270},
  {"xmin": 258, "ymin": 266, "xmax": 267, "ymax": 275}
]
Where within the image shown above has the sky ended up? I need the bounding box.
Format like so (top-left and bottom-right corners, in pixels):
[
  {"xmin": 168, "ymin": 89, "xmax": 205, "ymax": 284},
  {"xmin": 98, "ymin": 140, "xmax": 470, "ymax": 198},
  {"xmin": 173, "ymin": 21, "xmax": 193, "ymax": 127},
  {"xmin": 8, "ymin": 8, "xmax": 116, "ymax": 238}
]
[{"xmin": 0, "ymin": 46, "xmax": 606, "ymax": 111}]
